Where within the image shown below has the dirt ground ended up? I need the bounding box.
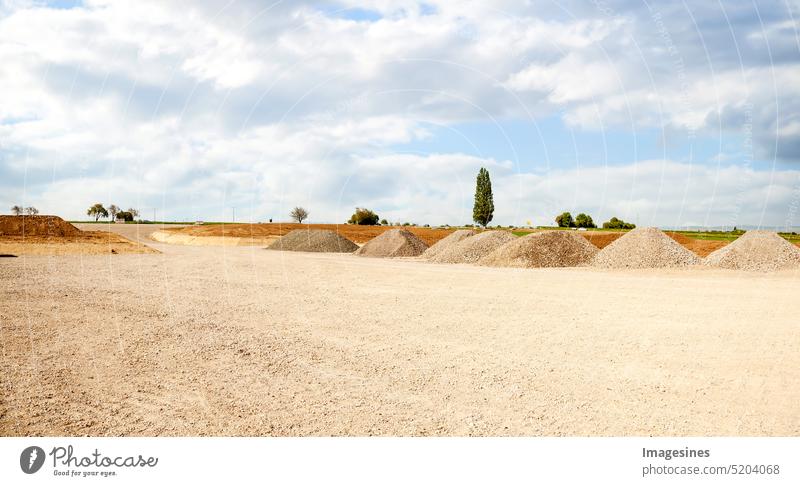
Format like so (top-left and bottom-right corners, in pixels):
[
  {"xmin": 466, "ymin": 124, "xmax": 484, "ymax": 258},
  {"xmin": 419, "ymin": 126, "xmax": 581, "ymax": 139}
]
[
  {"xmin": 664, "ymin": 232, "xmax": 729, "ymax": 257},
  {"xmin": 156, "ymin": 223, "xmax": 738, "ymax": 257},
  {"xmin": 1, "ymin": 228, "xmax": 798, "ymax": 436},
  {"xmin": 0, "ymin": 230, "xmax": 157, "ymax": 256},
  {"xmin": 0, "ymin": 218, "xmax": 157, "ymax": 256},
  {"xmin": 163, "ymin": 223, "xmax": 459, "ymax": 245}
]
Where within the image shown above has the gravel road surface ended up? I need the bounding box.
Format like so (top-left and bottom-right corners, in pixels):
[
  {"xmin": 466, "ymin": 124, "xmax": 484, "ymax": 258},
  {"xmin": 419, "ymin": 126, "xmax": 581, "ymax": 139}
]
[{"xmin": 2, "ymin": 232, "xmax": 798, "ymax": 436}]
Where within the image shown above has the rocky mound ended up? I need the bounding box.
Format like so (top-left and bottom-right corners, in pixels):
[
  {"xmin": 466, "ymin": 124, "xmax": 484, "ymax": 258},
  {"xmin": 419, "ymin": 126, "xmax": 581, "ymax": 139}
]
[
  {"xmin": 422, "ymin": 229, "xmax": 477, "ymax": 259},
  {"xmin": 479, "ymin": 231, "xmax": 598, "ymax": 268},
  {"xmin": 430, "ymin": 230, "xmax": 516, "ymax": 264},
  {"xmin": 591, "ymin": 227, "xmax": 701, "ymax": 268},
  {"xmin": 267, "ymin": 229, "xmax": 358, "ymax": 253},
  {"xmin": 355, "ymin": 229, "xmax": 428, "ymax": 257},
  {"xmin": 0, "ymin": 215, "xmax": 81, "ymax": 237},
  {"xmin": 704, "ymin": 230, "xmax": 800, "ymax": 271}
]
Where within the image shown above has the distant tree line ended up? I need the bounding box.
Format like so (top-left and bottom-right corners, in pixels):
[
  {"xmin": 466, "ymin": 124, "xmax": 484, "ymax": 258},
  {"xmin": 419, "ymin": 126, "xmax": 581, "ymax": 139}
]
[
  {"xmin": 107, "ymin": 165, "xmax": 635, "ymax": 229},
  {"xmin": 554, "ymin": 211, "xmax": 635, "ymax": 229},
  {"xmin": 601, "ymin": 216, "xmax": 635, "ymax": 229},
  {"xmin": 555, "ymin": 212, "xmax": 596, "ymax": 228},
  {"xmin": 9, "ymin": 205, "xmax": 38, "ymax": 216},
  {"xmin": 86, "ymin": 203, "xmax": 140, "ymax": 222}
]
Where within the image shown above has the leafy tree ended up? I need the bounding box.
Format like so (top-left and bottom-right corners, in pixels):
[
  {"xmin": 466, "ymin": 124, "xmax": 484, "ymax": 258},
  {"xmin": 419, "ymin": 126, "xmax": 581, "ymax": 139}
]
[
  {"xmin": 24, "ymin": 207, "xmax": 39, "ymax": 215},
  {"xmin": 380, "ymin": 219, "xmax": 388, "ymax": 225},
  {"xmin": 108, "ymin": 204, "xmax": 120, "ymax": 221},
  {"xmin": 348, "ymin": 207, "xmax": 380, "ymax": 225},
  {"xmin": 575, "ymin": 213, "xmax": 596, "ymax": 228},
  {"xmin": 127, "ymin": 208, "xmax": 140, "ymax": 219},
  {"xmin": 602, "ymin": 217, "xmax": 636, "ymax": 229},
  {"xmin": 472, "ymin": 167, "xmax": 494, "ymax": 227},
  {"xmin": 87, "ymin": 203, "xmax": 109, "ymax": 221},
  {"xmin": 11, "ymin": 205, "xmax": 23, "ymax": 216},
  {"xmin": 290, "ymin": 206, "xmax": 309, "ymax": 223},
  {"xmin": 116, "ymin": 211, "xmax": 134, "ymax": 222},
  {"xmin": 555, "ymin": 211, "xmax": 575, "ymax": 228}
]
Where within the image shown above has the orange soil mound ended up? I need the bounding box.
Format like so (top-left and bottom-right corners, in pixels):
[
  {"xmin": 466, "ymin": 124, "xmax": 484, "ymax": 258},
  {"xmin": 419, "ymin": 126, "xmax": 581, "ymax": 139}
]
[
  {"xmin": 0, "ymin": 216, "xmax": 156, "ymax": 255},
  {"xmin": 164, "ymin": 223, "xmax": 453, "ymax": 245},
  {"xmin": 0, "ymin": 215, "xmax": 82, "ymax": 237}
]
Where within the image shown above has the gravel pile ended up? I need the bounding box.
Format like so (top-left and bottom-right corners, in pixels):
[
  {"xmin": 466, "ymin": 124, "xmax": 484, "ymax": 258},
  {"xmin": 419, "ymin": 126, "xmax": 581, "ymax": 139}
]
[
  {"xmin": 591, "ymin": 227, "xmax": 701, "ymax": 268},
  {"xmin": 422, "ymin": 229, "xmax": 477, "ymax": 259},
  {"xmin": 355, "ymin": 229, "xmax": 428, "ymax": 257},
  {"xmin": 429, "ymin": 230, "xmax": 516, "ymax": 264},
  {"xmin": 267, "ymin": 229, "xmax": 358, "ymax": 253},
  {"xmin": 0, "ymin": 215, "xmax": 82, "ymax": 237},
  {"xmin": 479, "ymin": 231, "xmax": 598, "ymax": 268},
  {"xmin": 704, "ymin": 230, "xmax": 800, "ymax": 271}
]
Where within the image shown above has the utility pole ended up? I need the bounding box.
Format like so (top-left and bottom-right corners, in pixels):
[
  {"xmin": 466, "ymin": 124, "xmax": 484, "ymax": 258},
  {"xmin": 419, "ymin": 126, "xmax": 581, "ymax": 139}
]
[
  {"xmin": 153, "ymin": 208, "xmax": 156, "ymax": 223},
  {"xmin": 232, "ymin": 207, "xmax": 236, "ymax": 223}
]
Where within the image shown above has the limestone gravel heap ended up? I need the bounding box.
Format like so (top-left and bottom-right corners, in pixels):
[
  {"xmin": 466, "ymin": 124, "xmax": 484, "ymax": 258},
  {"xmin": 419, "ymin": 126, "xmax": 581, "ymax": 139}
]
[
  {"xmin": 0, "ymin": 215, "xmax": 82, "ymax": 237},
  {"xmin": 422, "ymin": 229, "xmax": 477, "ymax": 259},
  {"xmin": 267, "ymin": 229, "xmax": 358, "ymax": 253},
  {"xmin": 704, "ymin": 230, "xmax": 800, "ymax": 271},
  {"xmin": 591, "ymin": 227, "xmax": 701, "ymax": 269},
  {"xmin": 355, "ymin": 229, "xmax": 428, "ymax": 257},
  {"xmin": 479, "ymin": 230, "xmax": 598, "ymax": 268},
  {"xmin": 429, "ymin": 230, "xmax": 516, "ymax": 264}
]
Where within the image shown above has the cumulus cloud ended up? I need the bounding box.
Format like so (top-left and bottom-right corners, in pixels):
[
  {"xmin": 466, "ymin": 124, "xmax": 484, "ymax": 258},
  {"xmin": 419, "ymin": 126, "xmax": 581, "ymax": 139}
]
[{"xmin": 0, "ymin": 0, "xmax": 798, "ymax": 226}]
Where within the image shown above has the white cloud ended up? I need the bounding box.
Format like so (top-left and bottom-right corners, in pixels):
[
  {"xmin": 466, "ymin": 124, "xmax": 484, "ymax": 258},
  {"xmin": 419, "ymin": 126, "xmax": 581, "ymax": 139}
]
[{"xmin": 0, "ymin": 0, "xmax": 798, "ymax": 226}]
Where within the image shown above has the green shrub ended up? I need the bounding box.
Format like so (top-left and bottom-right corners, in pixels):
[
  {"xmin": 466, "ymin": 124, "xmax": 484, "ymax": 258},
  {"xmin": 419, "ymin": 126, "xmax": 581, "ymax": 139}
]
[
  {"xmin": 555, "ymin": 212, "xmax": 575, "ymax": 228},
  {"xmin": 348, "ymin": 208, "xmax": 380, "ymax": 225},
  {"xmin": 575, "ymin": 213, "xmax": 596, "ymax": 228},
  {"xmin": 602, "ymin": 217, "xmax": 636, "ymax": 229}
]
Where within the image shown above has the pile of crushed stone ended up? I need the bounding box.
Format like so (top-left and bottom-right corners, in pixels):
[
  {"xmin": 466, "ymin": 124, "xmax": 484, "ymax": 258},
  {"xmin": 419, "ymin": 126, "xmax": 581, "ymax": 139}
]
[
  {"xmin": 591, "ymin": 227, "xmax": 701, "ymax": 269},
  {"xmin": 0, "ymin": 215, "xmax": 82, "ymax": 237},
  {"xmin": 355, "ymin": 229, "xmax": 428, "ymax": 257},
  {"xmin": 704, "ymin": 230, "xmax": 800, "ymax": 271},
  {"xmin": 429, "ymin": 230, "xmax": 516, "ymax": 264},
  {"xmin": 479, "ymin": 231, "xmax": 598, "ymax": 268},
  {"xmin": 422, "ymin": 229, "xmax": 477, "ymax": 259},
  {"xmin": 267, "ymin": 229, "xmax": 358, "ymax": 253}
]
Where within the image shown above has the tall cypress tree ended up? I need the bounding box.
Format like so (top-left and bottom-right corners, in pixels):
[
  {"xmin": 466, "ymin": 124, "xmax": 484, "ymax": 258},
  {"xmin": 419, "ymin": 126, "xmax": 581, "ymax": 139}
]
[{"xmin": 472, "ymin": 167, "xmax": 494, "ymax": 227}]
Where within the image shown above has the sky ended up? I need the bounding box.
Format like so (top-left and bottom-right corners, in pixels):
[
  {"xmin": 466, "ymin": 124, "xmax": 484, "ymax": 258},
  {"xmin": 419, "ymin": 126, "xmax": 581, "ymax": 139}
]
[{"xmin": 1, "ymin": 0, "xmax": 799, "ymax": 228}]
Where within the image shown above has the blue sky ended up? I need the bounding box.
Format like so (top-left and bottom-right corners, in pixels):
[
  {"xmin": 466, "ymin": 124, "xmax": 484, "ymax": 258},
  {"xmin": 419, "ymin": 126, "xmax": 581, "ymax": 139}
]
[{"xmin": 1, "ymin": 0, "xmax": 798, "ymax": 227}]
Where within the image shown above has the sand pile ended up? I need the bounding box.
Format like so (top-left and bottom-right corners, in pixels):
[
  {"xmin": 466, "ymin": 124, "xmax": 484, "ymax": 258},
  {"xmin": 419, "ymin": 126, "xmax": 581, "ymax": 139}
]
[
  {"xmin": 422, "ymin": 229, "xmax": 477, "ymax": 259},
  {"xmin": 267, "ymin": 229, "xmax": 358, "ymax": 253},
  {"xmin": 355, "ymin": 229, "xmax": 428, "ymax": 257},
  {"xmin": 430, "ymin": 230, "xmax": 516, "ymax": 264},
  {"xmin": 704, "ymin": 230, "xmax": 800, "ymax": 271},
  {"xmin": 479, "ymin": 231, "xmax": 598, "ymax": 268},
  {"xmin": 591, "ymin": 227, "xmax": 701, "ymax": 268},
  {"xmin": 0, "ymin": 215, "xmax": 81, "ymax": 237}
]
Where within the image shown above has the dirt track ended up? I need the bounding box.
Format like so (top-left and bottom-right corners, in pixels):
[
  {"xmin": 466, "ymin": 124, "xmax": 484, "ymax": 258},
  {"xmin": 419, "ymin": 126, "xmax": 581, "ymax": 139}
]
[{"xmin": 1, "ymin": 232, "xmax": 798, "ymax": 436}]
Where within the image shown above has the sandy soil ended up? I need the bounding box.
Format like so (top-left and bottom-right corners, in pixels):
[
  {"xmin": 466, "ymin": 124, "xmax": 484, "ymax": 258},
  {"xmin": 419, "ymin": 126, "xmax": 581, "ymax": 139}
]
[
  {"xmin": 0, "ymin": 230, "xmax": 158, "ymax": 256},
  {"xmin": 73, "ymin": 223, "xmax": 188, "ymax": 243},
  {"xmin": 162, "ymin": 222, "xmax": 457, "ymax": 245},
  {"xmin": 1, "ymin": 231, "xmax": 798, "ymax": 437},
  {"xmin": 152, "ymin": 224, "xmax": 743, "ymax": 258}
]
